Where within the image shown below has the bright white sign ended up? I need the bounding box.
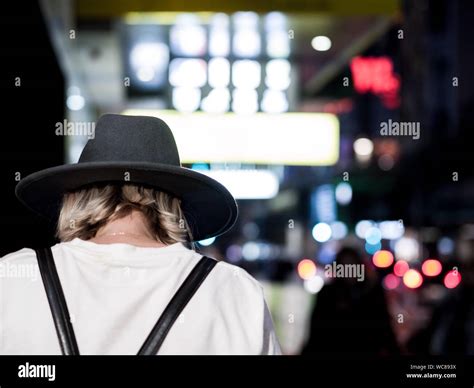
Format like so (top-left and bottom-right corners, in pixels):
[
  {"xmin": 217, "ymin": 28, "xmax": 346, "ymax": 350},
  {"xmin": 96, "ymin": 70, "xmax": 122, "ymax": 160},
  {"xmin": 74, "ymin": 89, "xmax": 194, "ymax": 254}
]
[{"xmin": 122, "ymin": 110, "xmax": 339, "ymax": 166}]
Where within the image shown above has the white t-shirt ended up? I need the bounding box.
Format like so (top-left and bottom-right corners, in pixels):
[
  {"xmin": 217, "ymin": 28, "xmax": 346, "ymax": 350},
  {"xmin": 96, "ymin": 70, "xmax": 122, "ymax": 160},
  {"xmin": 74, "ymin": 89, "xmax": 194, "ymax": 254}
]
[{"xmin": 0, "ymin": 238, "xmax": 281, "ymax": 355}]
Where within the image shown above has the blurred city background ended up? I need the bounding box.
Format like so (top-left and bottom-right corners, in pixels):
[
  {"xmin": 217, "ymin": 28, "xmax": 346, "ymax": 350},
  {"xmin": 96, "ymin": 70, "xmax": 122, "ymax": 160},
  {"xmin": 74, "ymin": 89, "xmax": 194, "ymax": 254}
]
[{"xmin": 2, "ymin": 0, "xmax": 473, "ymax": 356}]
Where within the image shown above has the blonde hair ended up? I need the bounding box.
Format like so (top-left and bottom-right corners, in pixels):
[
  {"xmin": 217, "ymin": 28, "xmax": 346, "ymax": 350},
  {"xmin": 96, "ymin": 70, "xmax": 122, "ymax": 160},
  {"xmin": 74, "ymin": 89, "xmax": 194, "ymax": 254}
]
[{"xmin": 56, "ymin": 184, "xmax": 191, "ymax": 244}]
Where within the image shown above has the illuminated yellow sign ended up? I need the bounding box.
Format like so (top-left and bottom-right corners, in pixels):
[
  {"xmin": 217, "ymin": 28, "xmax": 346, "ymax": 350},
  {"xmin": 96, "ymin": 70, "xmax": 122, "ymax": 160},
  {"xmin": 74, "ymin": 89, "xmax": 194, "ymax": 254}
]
[{"xmin": 122, "ymin": 110, "xmax": 339, "ymax": 166}]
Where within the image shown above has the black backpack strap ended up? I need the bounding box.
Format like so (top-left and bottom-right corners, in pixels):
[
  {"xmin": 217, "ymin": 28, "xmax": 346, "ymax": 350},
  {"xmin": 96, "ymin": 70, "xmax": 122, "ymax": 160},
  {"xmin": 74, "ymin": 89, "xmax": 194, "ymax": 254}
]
[
  {"xmin": 35, "ymin": 248, "xmax": 216, "ymax": 356},
  {"xmin": 138, "ymin": 256, "xmax": 217, "ymax": 355},
  {"xmin": 35, "ymin": 247, "xmax": 80, "ymax": 355}
]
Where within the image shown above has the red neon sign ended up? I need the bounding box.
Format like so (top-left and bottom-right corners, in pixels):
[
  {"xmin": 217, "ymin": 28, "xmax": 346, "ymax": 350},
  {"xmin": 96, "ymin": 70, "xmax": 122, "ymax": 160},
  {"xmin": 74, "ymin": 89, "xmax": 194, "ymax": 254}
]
[{"xmin": 350, "ymin": 56, "xmax": 400, "ymax": 108}]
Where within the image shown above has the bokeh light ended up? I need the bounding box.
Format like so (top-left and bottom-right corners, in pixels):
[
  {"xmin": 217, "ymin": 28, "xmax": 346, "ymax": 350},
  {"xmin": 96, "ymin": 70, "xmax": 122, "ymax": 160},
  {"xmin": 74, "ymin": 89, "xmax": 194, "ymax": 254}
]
[
  {"xmin": 312, "ymin": 222, "xmax": 332, "ymax": 243},
  {"xmin": 393, "ymin": 260, "xmax": 409, "ymax": 277},
  {"xmin": 225, "ymin": 244, "xmax": 242, "ymax": 262},
  {"xmin": 403, "ymin": 269, "xmax": 423, "ymax": 289},
  {"xmin": 365, "ymin": 241, "xmax": 382, "ymax": 254},
  {"xmin": 394, "ymin": 236, "xmax": 419, "ymax": 262},
  {"xmin": 304, "ymin": 275, "xmax": 324, "ymax": 294},
  {"xmin": 353, "ymin": 137, "xmax": 374, "ymax": 157},
  {"xmin": 383, "ymin": 274, "xmax": 400, "ymax": 290},
  {"xmin": 242, "ymin": 242, "xmax": 260, "ymax": 261},
  {"xmin": 330, "ymin": 221, "xmax": 348, "ymax": 240},
  {"xmin": 355, "ymin": 220, "xmax": 374, "ymax": 239},
  {"xmin": 444, "ymin": 270, "xmax": 461, "ymax": 289},
  {"xmin": 437, "ymin": 237, "xmax": 455, "ymax": 256},
  {"xmin": 379, "ymin": 220, "xmax": 405, "ymax": 240},
  {"xmin": 317, "ymin": 241, "xmax": 338, "ymax": 265},
  {"xmin": 311, "ymin": 35, "xmax": 332, "ymax": 51},
  {"xmin": 365, "ymin": 226, "xmax": 382, "ymax": 245},
  {"xmin": 335, "ymin": 182, "xmax": 352, "ymax": 205},
  {"xmin": 378, "ymin": 154, "xmax": 395, "ymax": 171},
  {"xmin": 66, "ymin": 94, "xmax": 85, "ymax": 111},
  {"xmin": 372, "ymin": 250, "xmax": 394, "ymax": 268},
  {"xmin": 421, "ymin": 259, "xmax": 442, "ymax": 277},
  {"xmin": 297, "ymin": 259, "xmax": 317, "ymax": 280}
]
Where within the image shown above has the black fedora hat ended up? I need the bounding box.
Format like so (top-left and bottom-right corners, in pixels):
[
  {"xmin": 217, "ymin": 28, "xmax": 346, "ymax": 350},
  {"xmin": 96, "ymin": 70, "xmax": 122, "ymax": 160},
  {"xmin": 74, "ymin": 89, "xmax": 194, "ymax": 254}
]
[{"xmin": 15, "ymin": 114, "xmax": 238, "ymax": 242}]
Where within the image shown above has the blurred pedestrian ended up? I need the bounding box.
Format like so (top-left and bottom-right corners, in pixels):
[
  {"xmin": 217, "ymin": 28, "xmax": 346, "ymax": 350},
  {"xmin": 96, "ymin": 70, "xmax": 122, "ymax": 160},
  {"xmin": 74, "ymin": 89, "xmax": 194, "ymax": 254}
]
[{"xmin": 302, "ymin": 246, "xmax": 399, "ymax": 356}]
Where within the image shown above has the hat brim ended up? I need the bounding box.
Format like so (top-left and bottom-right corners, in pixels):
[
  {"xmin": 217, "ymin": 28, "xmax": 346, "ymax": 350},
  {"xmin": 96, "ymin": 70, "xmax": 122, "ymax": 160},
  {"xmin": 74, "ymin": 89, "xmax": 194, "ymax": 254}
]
[{"xmin": 15, "ymin": 161, "xmax": 238, "ymax": 242}]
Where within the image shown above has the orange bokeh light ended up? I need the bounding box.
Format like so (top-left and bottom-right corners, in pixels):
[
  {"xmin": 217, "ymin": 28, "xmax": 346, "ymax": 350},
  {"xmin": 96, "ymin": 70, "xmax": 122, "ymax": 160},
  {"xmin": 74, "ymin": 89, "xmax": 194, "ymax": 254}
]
[
  {"xmin": 444, "ymin": 270, "xmax": 461, "ymax": 289},
  {"xmin": 372, "ymin": 250, "xmax": 394, "ymax": 268},
  {"xmin": 403, "ymin": 269, "xmax": 423, "ymax": 289},
  {"xmin": 393, "ymin": 260, "xmax": 409, "ymax": 277},
  {"xmin": 297, "ymin": 259, "xmax": 317, "ymax": 280},
  {"xmin": 422, "ymin": 259, "xmax": 442, "ymax": 277}
]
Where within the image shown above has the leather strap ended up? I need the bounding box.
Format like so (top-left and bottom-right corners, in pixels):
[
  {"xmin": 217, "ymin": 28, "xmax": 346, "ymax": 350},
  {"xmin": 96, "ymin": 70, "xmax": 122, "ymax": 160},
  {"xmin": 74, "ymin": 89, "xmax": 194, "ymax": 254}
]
[
  {"xmin": 35, "ymin": 247, "xmax": 80, "ymax": 355},
  {"xmin": 35, "ymin": 247, "xmax": 217, "ymax": 355},
  {"xmin": 138, "ymin": 256, "xmax": 217, "ymax": 355}
]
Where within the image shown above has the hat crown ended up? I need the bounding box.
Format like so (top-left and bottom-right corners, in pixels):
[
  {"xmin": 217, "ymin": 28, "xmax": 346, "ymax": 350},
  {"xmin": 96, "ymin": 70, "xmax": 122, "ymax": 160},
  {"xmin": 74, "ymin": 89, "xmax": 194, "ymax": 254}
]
[{"xmin": 79, "ymin": 114, "xmax": 181, "ymax": 166}]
